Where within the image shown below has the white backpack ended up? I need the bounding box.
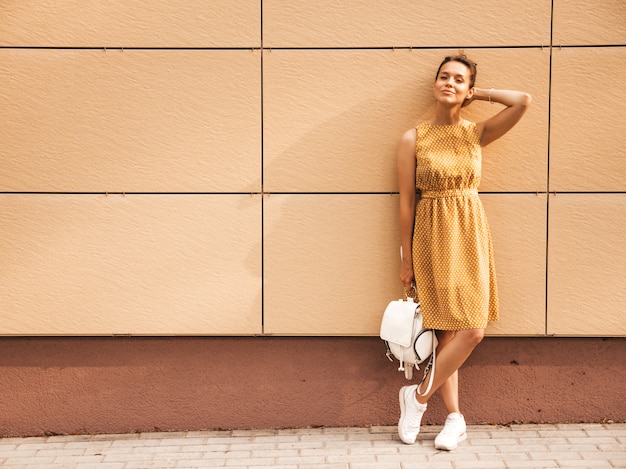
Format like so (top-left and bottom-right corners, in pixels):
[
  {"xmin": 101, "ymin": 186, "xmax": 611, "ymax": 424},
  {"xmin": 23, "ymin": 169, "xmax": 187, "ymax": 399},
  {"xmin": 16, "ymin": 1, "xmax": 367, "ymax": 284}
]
[{"xmin": 380, "ymin": 296, "xmax": 437, "ymax": 395}]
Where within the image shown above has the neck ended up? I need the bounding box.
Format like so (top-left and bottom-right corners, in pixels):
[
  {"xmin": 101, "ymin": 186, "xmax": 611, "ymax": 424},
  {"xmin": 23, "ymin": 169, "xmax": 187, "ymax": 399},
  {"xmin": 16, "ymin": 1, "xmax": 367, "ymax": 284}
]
[{"xmin": 431, "ymin": 106, "xmax": 462, "ymax": 126}]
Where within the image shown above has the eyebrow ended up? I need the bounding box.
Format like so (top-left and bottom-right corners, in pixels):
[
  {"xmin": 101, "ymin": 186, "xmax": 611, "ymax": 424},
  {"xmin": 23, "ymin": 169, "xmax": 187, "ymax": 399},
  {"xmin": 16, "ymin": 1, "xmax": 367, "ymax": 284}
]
[{"xmin": 439, "ymin": 73, "xmax": 466, "ymax": 78}]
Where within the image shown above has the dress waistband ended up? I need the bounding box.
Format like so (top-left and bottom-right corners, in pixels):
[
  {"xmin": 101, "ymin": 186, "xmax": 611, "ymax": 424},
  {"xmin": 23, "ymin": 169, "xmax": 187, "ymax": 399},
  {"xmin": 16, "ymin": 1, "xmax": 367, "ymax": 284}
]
[{"xmin": 420, "ymin": 188, "xmax": 478, "ymax": 198}]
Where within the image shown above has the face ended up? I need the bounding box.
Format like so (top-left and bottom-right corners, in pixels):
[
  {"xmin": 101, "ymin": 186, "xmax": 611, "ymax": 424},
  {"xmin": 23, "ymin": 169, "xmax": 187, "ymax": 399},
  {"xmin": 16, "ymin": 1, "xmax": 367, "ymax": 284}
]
[{"xmin": 434, "ymin": 61, "xmax": 474, "ymax": 105}]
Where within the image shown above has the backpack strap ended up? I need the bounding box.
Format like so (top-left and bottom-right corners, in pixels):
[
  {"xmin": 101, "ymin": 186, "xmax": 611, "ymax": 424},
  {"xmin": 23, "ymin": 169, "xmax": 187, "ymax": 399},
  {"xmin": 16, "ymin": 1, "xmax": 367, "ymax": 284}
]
[{"xmin": 416, "ymin": 330, "xmax": 436, "ymax": 396}]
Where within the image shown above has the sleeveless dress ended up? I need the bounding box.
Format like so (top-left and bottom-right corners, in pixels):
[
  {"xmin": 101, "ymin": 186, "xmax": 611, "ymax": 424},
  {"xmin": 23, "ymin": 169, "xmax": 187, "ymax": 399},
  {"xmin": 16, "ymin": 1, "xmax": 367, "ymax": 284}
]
[{"xmin": 412, "ymin": 119, "xmax": 498, "ymax": 330}]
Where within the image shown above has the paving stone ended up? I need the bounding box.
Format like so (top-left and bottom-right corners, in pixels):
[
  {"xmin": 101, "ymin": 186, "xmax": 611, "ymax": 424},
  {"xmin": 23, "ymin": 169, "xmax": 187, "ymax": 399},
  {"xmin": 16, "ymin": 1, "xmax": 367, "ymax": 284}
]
[
  {"xmin": 454, "ymin": 460, "xmax": 507, "ymax": 468},
  {"xmin": 0, "ymin": 423, "xmax": 622, "ymax": 468},
  {"xmin": 554, "ymin": 460, "xmax": 613, "ymax": 468}
]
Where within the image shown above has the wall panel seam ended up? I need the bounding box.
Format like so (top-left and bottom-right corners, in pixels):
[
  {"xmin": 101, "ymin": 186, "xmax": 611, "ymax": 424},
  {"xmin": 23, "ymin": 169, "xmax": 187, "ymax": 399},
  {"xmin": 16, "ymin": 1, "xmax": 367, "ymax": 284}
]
[
  {"xmin": 244, "ymin": 45, "xmax": 549, "ymax": 51},
  {"xmin": 1, "ymin": 45, "xmax": 561, "ymax": 51},
  {"xmin": 8, "ymin": 190, "xmax": 623, "ymax": 197},
  {"xmin": 545, "ymin": 0, "xmax": 555, "ymax": 336},
  {"xmin": 261, "ymin": 0, "xmax": 265, "ymax": 334},
  {"xmin": 0, "ymin": 46, "xmax": 263, "ymax": 51},
  {"xmin": 0, "ymin": 192, "xmax": 266, "ymax": 196},
  {"xmin": 2, "ymin": 46, "xmax": 623, "ymax": 51}
]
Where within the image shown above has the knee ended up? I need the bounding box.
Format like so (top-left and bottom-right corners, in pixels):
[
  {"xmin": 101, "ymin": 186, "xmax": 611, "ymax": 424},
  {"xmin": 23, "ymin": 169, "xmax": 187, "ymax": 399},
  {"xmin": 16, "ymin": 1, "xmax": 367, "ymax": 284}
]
[{"xmin": 464, "ymin": 328, "xmax": 484, "ymax": 348}]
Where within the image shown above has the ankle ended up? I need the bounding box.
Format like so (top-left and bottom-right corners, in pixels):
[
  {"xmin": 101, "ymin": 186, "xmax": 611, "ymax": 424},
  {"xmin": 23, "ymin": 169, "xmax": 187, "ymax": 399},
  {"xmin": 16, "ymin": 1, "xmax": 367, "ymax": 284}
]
[{"xmin": 415, "ymin": 393, "xmax": 428, "ymax": 406}]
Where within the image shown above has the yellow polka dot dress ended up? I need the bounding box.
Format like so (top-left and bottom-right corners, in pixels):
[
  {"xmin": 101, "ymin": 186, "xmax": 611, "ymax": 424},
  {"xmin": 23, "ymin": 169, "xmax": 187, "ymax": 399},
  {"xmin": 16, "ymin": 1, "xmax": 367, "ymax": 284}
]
[{"xmin": 413, "ymin": 119, "xmax": 498, "ymax": 330}]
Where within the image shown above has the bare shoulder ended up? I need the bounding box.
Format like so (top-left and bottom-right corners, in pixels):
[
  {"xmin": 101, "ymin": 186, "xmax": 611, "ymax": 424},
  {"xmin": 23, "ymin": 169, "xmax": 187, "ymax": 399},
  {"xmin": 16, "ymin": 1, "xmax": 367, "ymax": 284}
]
[
  {"xmin": 400, "ymin": 127, "xmax": 417, "ymax": 146},
  {"xmin": 398, "ymin": 128, "xmax": 418, "ymax": 170}
]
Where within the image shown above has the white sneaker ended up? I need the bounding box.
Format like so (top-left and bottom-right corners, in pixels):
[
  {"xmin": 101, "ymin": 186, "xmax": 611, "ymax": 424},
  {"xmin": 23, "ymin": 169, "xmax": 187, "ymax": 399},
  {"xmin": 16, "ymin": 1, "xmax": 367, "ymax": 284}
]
[
  {"xmin": 435, "ymin": 412, "xmax": 467, "ymax": 450},
  {"xmin": 398, "ymin": 385, "xmax": 427, "ymax": 444}
]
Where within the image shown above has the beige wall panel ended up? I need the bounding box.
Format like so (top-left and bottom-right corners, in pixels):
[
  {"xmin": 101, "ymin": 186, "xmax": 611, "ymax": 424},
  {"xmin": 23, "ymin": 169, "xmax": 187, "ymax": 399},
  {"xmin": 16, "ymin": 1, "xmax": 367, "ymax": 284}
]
[
  {"xmin": 482, "ymin": 194, "xmax": 547, "ymax": 336},
  {"xmin": 264, "ymin": 49, "xmax": 548, "ymax": 193},
  {"xmin": 547, "ymin": 194, "xmax": 626, "ymax": 336},
  {"xmin": 468, "ymin": 50, "xmax": 549, "ymax": 192},
  {"xmin": 0, "ymin": 0, "xmax": 260, "ymax": 47},
  {"xmin": 0, "ymin": 50, "xmax": 261, "ymax": 193},
  {"xmin": 263, "ymin": 0, "xmax": 550, "ymax": 48},
  {"xmin": 553, "ymin": 0, "xmax": 626, "ymax": 45},
  {"xmin": 264, "ymin": 194, "xmax": 546, "ymax": 336},
  {"xmin": 264, "ymin": 195, "xmax": 402, "ymax": 335},
  {"xmin": 550, "ymin": 47, "xmax": 626, "ymax": 192},
  {"xmin": 0, "ymin": 195, "xmax": 262, "ymax": 335}
]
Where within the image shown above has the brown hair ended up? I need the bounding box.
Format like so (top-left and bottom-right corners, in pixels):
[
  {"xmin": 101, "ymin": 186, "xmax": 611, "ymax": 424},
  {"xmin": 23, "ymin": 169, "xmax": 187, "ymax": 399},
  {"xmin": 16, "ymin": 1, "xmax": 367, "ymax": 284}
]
[{"xmin": 435, "ymin": 54, "xmax": 477, "ymax": 88}]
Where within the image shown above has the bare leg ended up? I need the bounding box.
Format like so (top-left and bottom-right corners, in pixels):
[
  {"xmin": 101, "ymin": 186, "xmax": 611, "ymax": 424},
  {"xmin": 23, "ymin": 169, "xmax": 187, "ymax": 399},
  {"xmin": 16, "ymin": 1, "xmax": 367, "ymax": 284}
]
[
  {"xmin": 439, "ymin": 370, "xmax": 460, "ymax": 413},
  {"xmin": 416, "ymin": 328, "xmax": 484, "ymax": 404},
  {"xmin": 435, "ymin": 331, "xmax": 461, "ymax": 414}
]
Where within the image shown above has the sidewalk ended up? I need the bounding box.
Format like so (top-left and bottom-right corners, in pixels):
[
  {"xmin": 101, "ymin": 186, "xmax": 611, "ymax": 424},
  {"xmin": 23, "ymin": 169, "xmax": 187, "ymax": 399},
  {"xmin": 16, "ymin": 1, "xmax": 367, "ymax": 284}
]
[{"xmin": 0, "ymin": 423, "xmax": 624, "ymax": 468}]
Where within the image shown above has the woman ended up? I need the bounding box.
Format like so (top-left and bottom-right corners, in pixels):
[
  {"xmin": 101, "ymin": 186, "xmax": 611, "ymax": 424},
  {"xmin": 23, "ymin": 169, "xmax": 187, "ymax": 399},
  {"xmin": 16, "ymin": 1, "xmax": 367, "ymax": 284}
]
[{"xmin": 397, "ymin": 55, "xmax": 531, "ymax": 450}]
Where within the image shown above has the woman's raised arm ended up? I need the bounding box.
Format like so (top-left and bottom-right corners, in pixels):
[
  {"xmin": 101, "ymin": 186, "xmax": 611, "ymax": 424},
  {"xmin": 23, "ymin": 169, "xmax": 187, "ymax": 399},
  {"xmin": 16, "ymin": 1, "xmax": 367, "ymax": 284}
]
[{"xmin": 473, "ymin": 88, "xmax": 532, "ymax": 146}]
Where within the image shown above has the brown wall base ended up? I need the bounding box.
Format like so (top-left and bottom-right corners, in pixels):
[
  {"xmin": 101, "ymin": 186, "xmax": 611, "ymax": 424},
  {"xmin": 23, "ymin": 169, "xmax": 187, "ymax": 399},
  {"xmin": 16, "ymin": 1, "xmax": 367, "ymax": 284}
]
[{"xmin": 0, "ymin": 336, "xmax": 623, "ymax": 437}]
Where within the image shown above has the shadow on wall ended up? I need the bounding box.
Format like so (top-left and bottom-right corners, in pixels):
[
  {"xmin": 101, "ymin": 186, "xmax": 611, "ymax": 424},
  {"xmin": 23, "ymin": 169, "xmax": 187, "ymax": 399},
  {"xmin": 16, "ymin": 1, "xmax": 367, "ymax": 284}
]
[{"xmin": 243, "ymin": 51, "xmax": 441, "ymax": 336}]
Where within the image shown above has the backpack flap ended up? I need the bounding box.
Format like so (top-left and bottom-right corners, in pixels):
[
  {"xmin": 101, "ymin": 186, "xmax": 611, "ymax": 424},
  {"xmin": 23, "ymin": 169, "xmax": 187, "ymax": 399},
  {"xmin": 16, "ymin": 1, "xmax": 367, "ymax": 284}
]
[{"xmin": 380, "ymin": 298, "xmax": 418, "ymax": 347}]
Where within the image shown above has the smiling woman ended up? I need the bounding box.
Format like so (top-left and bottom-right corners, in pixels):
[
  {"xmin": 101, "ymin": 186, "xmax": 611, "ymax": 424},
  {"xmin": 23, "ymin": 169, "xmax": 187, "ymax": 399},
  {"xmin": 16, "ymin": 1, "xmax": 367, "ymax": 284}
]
[{"xmin": 396, "ymin": 54, "xmax": 531, "ymax": 451}]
